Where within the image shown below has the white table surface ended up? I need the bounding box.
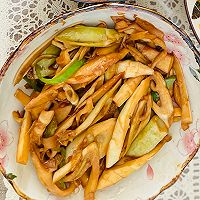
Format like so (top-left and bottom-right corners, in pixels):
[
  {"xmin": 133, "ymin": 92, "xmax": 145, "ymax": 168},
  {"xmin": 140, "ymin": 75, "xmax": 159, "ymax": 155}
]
[{"xmin": 0, "ymin": 0, "xmax": 199, "ymax": 200}]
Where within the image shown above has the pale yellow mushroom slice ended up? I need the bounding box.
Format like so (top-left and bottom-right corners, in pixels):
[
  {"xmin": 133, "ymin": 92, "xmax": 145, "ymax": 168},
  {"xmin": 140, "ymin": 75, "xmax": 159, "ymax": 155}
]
[
  {"xmin": 76, "ymin": 75, "xmax": 104, "ymax": 109},
  {"xmin": 130, "ymin": 31, "xmax": 156, "ymax": 41},
  {"xmin": 55, "ymin": 115, "xmax": 76, "ymax": 135},
  {"xmin": 42, "ymin": 135, "xmax": 59, "ymax": 149},
  {"xmin": 135, "ymin": 17, "xmax": 164, "ymax": 39},
  {"xmin": 54, "ymin": 105, "xmax": 72, "ymax": 124},
  {"xmin": 30, "ymin": 101, "xmax": 51, "ymax": 120},
  {"xmin": 151, "ymin": 50, "xmax": 168, "ymax": 69},
  {"xmin": 116, "ymin": 60, "xmax": 154, "ymax": 79},
  {"xmin": 75, "ymin": 98, "xmax": 94, "ymax": 126},
  {"xmin": 173, "ymin": 81, "xmax": 181, "ymax": 107},
  {"xmin": 31, "ymin": 150, "xmax": 77, "ymax": 197},
  {"xmin": 65, "ymin": 118, "xmax": 116, "ymax": 160},
  {"xmin": 113, "ymin": 76, "xmax": 144, "ymax": 107},
  {"xmin": 16, "ymin": 111, "xmax": 32, "ymax": 165},
  {"xmin": 60, "ymin": 143, "xmax": 100, "ymax": 200},
  {"xmin": 91, "ymin": 73, "xmax": 123, "ymax": 105},
  {"xmin": 84, "ymin": 143, "xmax": 100, "ymax": 200},
  {"xmin": 118, "ymin": 22, "xmax": 144, "ymax": 34},
  {"xmin": 129, "ymin": 31, "xmax": 166, "ymax": 50},
  {"xmin": 106, "ymin": 77, "xmax": 150, "ymax": 168},
  {"xmin": 55, "ymin": 46, "xmax": 85, "ymax": 76},
  {"xmin": 127, "ymin": 44, "xmax": 150, "ymax": 64},
  {"xmin": 53, "ymin": 142, "xmax": 99, "ymax": 183},
  {"xmin": 156, "ymin": 54, "xmax": 174, "ymax": 73},
  {"xmin": 91, "ymin": 97, "xmax": 113, "ymax": 124},
  {"xmin": 95, "ymin": 43, "xmax": 120, "ymax": 56},
  {"xmin": 57, "ymin": 99, "xmax": 92, "ymax": 135},
  {"xmin": 66, "ymin": 48, "xmax": 129, "ymax": 85},
  {"xmin": 77, "ymin": 73, "xmax": 123, "ymax": 110},
  {"xmin": 173, "ymin": 54, "xmax": 192, "ymax": 130},
  {"xmin": 30, "ymin": 110, "xmax": 54, "ymax": 144},
  {"xmin": 79, "ymin": 46, "xmax": 90, "ymax": 60},
  {"xmin": 152, "ymin": 37, "xmax": 166, "ymax": 50},
  {"xmin": 14, "ymin": 89, "xmax": 31, "ymax": 106},
  {"xmin": 63, "ymin": 84, "xmax": 79, "ymax": 106},
  {"xmin": 173, "ymin": 107, "xmax": 182, "ymax": 122},
  {"xmin": 104, "ymin": 64, "xmax": 118, "ymax": 81},
  {"xmin": 25, "ymin": 89, "xmax": 58, "ymax": 110},
  {"xmin": 124, "ymin": 95, "xmax": 152, "ymax": 155},
  {"xmin": 74, "ymin": 79, "xmax": 121, "ymax": 138},
  {"xmin": 25, "ymin": 82, "xmax": 65, "ymax": 110},
  {"xmin": 12, "ymin": 111, "xmax": 23, "ymax": 124},
  {"xmin": 136, "ymin": 43, "xmax": 174, "ymax": 73},
  {"xmin": 56, "ymin": 80, "xmax": 121, "ymax": 137},
  {"xmin": 151, "ymin": 71, "xmax": 174, "ymax": 128},
  {"xmin": 53, "ymin": 152, "xmax": 82, "ymax": 183},
  {"xmin": 64, "ymin": 159, "xmax": 90, "ymax": 183}
]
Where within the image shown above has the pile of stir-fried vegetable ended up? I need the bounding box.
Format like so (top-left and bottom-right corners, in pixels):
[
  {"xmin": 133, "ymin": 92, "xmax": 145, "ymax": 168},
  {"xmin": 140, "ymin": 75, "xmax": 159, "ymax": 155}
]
[{"xmin": 13, "ymin": 15, "xmax": 192, "ymax": 200}]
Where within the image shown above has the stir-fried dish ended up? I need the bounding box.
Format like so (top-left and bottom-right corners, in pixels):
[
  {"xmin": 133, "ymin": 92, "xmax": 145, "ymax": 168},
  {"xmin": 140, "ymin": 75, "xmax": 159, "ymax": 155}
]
[{"xmin": 13, "ymin": 15, "xmax": 192, "ymax": 200}]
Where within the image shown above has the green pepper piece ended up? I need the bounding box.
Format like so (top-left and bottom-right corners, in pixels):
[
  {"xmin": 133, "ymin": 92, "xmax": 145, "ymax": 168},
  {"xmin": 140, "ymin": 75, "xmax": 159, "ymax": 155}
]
[
  {"xmin": 127, "ymin": 116, "xmax": 168, "ymax": 157},
  {"xmin": 60, "ymin": 147, "xmax": 66, "ymax": 158},
  {"xmin": 151, "ymin": 91, "xmax": 160, "ymax": 103},
  {"xmin": 23, "ymin": 75, "xmax": 44, "ymax": 92},
  {"xmin": 58, "ymin": 160, "xmax": 66, "ymax": 168},
  {"xmin": 43, "ymin": 117, "xmax": 58, "ymax": 138},
  {"xmin": 37, "ymin": 57, "xmax": 56, "ymax": 68},
  {"xmin": 55, "ymin": 25, "xmax": 122, "ymax": 47},
  {"xmin": 36, "ymin": 59, "xmax": 85, "ymax": 85},
  {"xmin": 6, "ymin": 173, "xmax": 17, "ymax": 180},
  {"xmin": 42, "ymin": 44, "xmax": 61, "ymax": 56},
  {"xmin": 58, "ymin": 147, "xmax": 66, "ymax": 168},
  {"xmin": 56, "ymin": 178, "xmax": 66, "ymax": 190},
  {"xmin": 35, "ymin": 57, "xmax": 56, "ymax": 77},
  {"xmin": 165, "ymin": 75, "xmax": 176, "ymax": 90}
]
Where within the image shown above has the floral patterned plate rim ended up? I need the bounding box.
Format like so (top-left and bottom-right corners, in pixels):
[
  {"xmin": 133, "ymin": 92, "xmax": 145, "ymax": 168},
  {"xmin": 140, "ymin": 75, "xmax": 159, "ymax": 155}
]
[
  {"xmin": 184, "ymin": 0, "xmax": 200, "ymax": 44},
  {"xmin": 71, "ymin": 0, "xmax": 124, "ymax": 3},
  {"xmin": 0, "ymin": 3, "xmax": 200, "ymax": 200}
]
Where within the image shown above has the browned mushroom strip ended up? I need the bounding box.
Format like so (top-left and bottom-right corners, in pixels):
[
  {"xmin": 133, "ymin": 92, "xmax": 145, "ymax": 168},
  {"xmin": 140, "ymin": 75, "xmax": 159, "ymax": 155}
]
[
  {"xmin": 173, "ymin": 54, "xmax": 192, "ymax": 130},
  {"xmin": 151, "ymin": 71, "xmax": 173, "ymax": 127},
  {"xmin": 135, "ymin": 17, "xmax": 164, "ymax": 39},
  {"xmin": 31, "ymin": 150, "xmax": 77, "ymax": 197}
]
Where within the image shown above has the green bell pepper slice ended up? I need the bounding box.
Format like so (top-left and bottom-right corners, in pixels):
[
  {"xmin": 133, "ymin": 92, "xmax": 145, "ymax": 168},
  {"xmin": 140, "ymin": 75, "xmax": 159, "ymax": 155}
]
[
  {"xmin": 23, "ymin": 75, "xmax": 44, "ymax": 92},
  {"xmin": 43, "ymin": 116, "xmax": 58, "ymax": 138},
  {"xmin": 42, "ymin": 44, "xmax": 61, "ymax": 56},
  {"xmin": 57, "ymin": 178, "xmax": 66, "ymax": 190},
  {"xmin": 36, "ymin": 57, "xmax": 56, "ymax": 77},
  {"xmin": 36, "ymin": 59, "xmax": 85, "ymax": 85},
  {"xmin": 37, "ymin": 57, "xmax": 56, "ymax": 68},
  {"xmin": 55, "ymin": 25, "xmax": 122, "ymax": 47},
  {"xmin": 127, "ymin": 115, "xmax": 168, "ymax": 157},
  {"xmin": 151, "ymin": 91, "xmax": 160, "ymax": 103},
  {"xmin": 165, "ymin": 75, "xmax": 176, "ymax": 90},
  {"xmin": 60, "ymin": 147, "xmax": 66, "ymax": 158},
  {"xmin": 58, "ymin": 147, "xmax": 66, "ymax": 168}
]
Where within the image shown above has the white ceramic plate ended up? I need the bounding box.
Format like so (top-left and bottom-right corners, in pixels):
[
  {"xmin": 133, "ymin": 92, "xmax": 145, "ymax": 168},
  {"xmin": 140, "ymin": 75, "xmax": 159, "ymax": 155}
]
[
  {"xmin": 185, "ymin": 0, "xmax": 200, "ymax": 43},
  {"xmin": 0, "ymin": 3, "xmax": 200, "ymax": 200}
]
